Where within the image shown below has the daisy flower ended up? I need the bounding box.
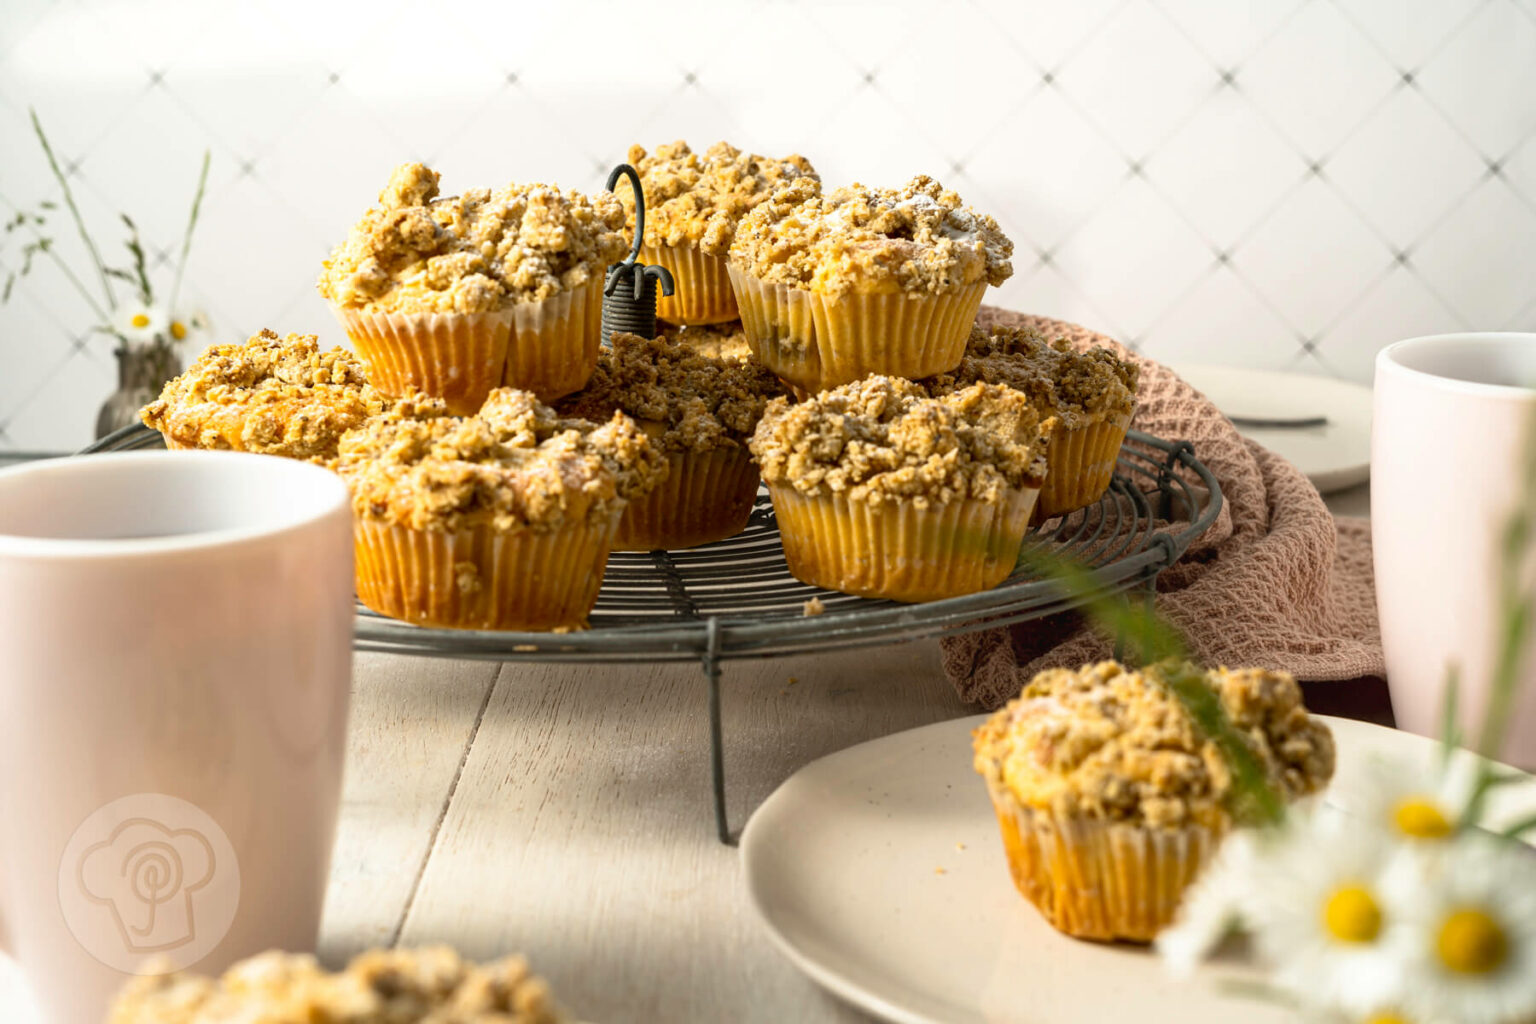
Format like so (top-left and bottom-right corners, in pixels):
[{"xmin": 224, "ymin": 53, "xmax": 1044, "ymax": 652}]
[
  {"xmin": 1156, "ymin": 829, "xmax": 1260, "ymax": 976},
  {"xmin": 1391, "ymin": 835, "xmax": 1536, "ymax": 1024},
  {"xmin": 165, "ymin": 308, "xmax": 208, "ymax": 346},
  {"xmin": 1349, "ymin": 754, "xmax": 1475, "ymax": 843},
  {"xmin": 112, "ymin": 301, "xmax": 167, "ymax": 343},
  {"xmin": 1245, "ymin": 807, "xmax": 1418, "ymax": 1015}
]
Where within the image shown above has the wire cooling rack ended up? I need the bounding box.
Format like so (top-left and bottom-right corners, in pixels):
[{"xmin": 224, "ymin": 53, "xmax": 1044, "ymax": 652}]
[{"xmin": 86, "ymin": 422, "xmax": 1223, "ymax": 841}]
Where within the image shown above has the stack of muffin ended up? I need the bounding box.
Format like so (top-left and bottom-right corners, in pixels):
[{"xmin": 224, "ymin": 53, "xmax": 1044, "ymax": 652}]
[{"xmin": 141, "ymin": 140, "xmax": 1141, "ymax": 628}]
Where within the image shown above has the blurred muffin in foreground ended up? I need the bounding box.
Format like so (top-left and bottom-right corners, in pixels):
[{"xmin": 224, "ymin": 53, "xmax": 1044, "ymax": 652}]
[
  {"xmin": 624, "ymin": 140, "xmax": 816, "ymax": 326},
  {"xmin": 140, "ymin": 329, "xmax": 385, "ymax": 461},
  {"xmin": 728, "ymin": 175, "xmax": 1012, "ymax": 394},
  {"xmin": 559, "ymin": 331, "xmax": 784, "ymax": 550},
  {"xmin": 109, "ymin": 946, "xmax": 567, "ymax": 1023},
  {"xmin": 971, "ymin": 661, "xmax": 1335, "ymax": 942},
  {"xmin": 334, "ymin": 388, "xmax": 664, "ymax": 631},
  {"xmin": 750, "ymin": 375, "xmax": 1053, "ymax": 602},
  {"xmin": 319, "ymin": 163, "xmax": 627, "ymax": 410},
  {"xmin": 926, "ymin": 324, "xmax": 1140, "ymax": 520}
]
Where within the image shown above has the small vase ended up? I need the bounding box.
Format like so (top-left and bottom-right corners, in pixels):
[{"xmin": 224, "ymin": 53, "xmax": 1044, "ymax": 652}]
[{"xmin": 95, "ymin": 339, "xmax": 181, "ymax": 439}]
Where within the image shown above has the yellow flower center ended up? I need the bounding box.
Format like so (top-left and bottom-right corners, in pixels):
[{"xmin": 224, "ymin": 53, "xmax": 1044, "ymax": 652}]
[
  {"xmin": 1436, "ymin": 907, "xmax": 1508, "ymax": 975},
  {"xmin": 170, "ymin": 320, "xmax": 187, "ymax": 340},
  {"xmin": 1365, "ymin": 1015, "xmax": 1411, "ymax": 1024},
  {"xmin": 1392, "ymin": 797, "xmax": 1452, "ymax": 838},
  {"xmin": 1323, "ymin": 884, "xmax": 1383, "ymax": 944},
  {"xmin": 130, "ymin": 312, "xmax": 150, "ymax": 328}
]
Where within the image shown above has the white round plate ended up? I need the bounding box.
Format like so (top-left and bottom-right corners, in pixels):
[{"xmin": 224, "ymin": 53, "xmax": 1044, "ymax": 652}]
[
  {"xmin": 741, "ymin": 715, "xmax": 1535, "ymax": 1024},
  {"xmin": 1172, "ymin": 365, "xmax": 1373, "ymax": 494}
]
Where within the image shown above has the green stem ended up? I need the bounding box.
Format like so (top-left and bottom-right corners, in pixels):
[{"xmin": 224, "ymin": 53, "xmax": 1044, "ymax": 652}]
[
  {"xmin": 30, "ymin": 107, "xmax": 116, "ymax": 310},
  {"xmin": 167, "ymin": 149, "xmax": 209, "ymax": 314},
  {"xmin": 0, "ymin": 187, "xmax": 112, "ymax": 323}
]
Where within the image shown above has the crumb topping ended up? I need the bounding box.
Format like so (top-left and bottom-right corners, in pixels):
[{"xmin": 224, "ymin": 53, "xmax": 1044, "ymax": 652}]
[
  {"xmin": 925, "ymin": 324, "xmax": 1140, "ymax": 430},
  {"xmin": 140, "ymin": 329, "xmax": 387, "ymax": 460},
  {"xmin": 623, "ymin": 140, "xmax": 817, "ymax": 256},
  {"xmin": 749, "ymin": 375, "xmax": 1054, "ymax": 506},
  {"xmin": 659, "ymin": 319, "xmax": 752, "ymax": 362},
  {"xmin": 333, "ymin": 387, "xmax": 665, "ymax": 532},
  {"xmin": 728, "ymin": 175, "xmax": 1013, "ymax": 297},
  {"xmin": 558, "ymin": 332, "xmax": 784, "ymax": 454},
  {"xmin": 319, "ymin": 163, "xmax": 629, "ymax": 314},
  {"xmin": 972, "ymin": 661, "xmax": 1336, "ymax": 828},
  {"xmin": 107, "ymin": 947, "xmax": 565, "ymax": 1024}
]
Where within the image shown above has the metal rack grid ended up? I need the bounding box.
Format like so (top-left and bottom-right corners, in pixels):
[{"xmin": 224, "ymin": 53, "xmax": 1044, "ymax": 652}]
[{"xmin": 86, "ymin": 423, "xmax": 1223, "ymax": 841}]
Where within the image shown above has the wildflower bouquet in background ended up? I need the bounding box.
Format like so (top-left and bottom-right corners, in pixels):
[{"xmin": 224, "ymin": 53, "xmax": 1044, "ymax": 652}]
[
  {"xmin": 1, "ymin": 110, "xmax": 210, "ymax": 437},
  {"xmin": 1149, "ymin": 414, "xmax": 1536, "ymax": 1024}
]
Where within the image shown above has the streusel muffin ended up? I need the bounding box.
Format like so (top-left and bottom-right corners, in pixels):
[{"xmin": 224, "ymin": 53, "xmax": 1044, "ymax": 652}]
[
  {"xmin": 623, "ymin": 141, "xmax": 816, "ymax": 325},
  {"xmin": 140, "ymin": 329, "xmax": 385, "ymax": 461},
  {"xmin": 109, "ymin": 946, "xmax": 566, "ymax": 1023},
  {"xmin": 972, "ymin": 661, "xmax": 1335, "ymax": 942},
  {"xmin": 749, "ymin": 375, "xmax": 1054, "ymax": 601},
  {"xmin": 334, "ymin": 388, "xmax": 664, "ymax": 630},
  {"xmin": 560, "ymin": 331, "xmax": 784, "ymax": 549},
  {"xmin": 319, "ymin": 163, "xmax": 628, "ymax": 411},
  {"xmin": 659, "ymin": 319, "xmax": 752, "ymax": 362},
  {"xmin": 927, "ymin": 324, "xmax": 1141, "ymax": 520},
  {"xmin": 728, "ymin": 175, "xmax": 1012, "ymax": 394}
]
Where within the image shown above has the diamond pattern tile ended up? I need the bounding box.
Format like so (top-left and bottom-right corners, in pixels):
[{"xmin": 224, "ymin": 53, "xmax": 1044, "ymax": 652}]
[{"xmin": 1, "ymin": 0, "xmax": 1532, "ymax": 452}]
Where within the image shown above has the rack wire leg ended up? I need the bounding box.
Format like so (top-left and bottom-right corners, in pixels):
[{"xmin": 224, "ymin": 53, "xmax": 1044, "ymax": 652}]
[
  {"xmin": 707, "ymin": 660, "xmax": 732, "ymax": 844},
  {"xmin": 702, "ymin": 619, "xmax": 733, "ymax": 845}
]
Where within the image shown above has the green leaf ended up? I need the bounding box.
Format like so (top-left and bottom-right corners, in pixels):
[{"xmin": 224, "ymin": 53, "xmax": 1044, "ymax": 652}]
[{"xmin": 1501, "ymin": 811, "xmax": 1536, "ymax": 839}]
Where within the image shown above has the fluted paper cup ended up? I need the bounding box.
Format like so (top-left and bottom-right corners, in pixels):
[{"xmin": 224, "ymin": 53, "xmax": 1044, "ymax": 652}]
[
  {"xmin": 729, "ymin": 264, "xmax": 985, "ymax": 394},
  {"xmin": 1034, "ymin": 412, "xmax": 1132, "ymax": 522},
  {"xmin": 330, "ymin": 305, "xmax": 509, "ymax": 415},
  {"xmin": 984, "ymin": 781, "xmax": 1226, "ymax": 942},
  {"xmin": 501, "ymin": 277, "xmax": 604, "ymax": 402},
  {"xmin": 613, "ymin": 445, "xmax": 760, "ymax": 551},
  {"xmin": 641, "ymin": 243, "xmax": 738, "ymax": 326},
  {"xmin": 766, "ymin": 485, "xmax": 1036, "ymax": 602},
  {"xmin": 353, "ymin": 513, "xmax": 618, "ymax": 631}
]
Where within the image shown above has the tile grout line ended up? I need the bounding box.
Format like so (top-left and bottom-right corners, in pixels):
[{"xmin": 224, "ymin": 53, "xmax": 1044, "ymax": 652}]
[{"xmin": 386, "ymin": 666, "xmax": 501, "ymax": 949}]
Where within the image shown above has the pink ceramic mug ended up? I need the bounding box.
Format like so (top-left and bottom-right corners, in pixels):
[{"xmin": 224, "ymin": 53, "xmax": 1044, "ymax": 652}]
[
  {"xmin": 1372, "ymin": 333, "xmax": 1536, "ymax": 769},
  {"xmin": 0, "ymin": 451, "xmax": 354, "ymax": 1023}
]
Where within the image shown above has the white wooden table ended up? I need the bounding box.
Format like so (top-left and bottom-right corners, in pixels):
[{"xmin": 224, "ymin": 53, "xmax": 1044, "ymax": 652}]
[
  {"xmin": 323, "ymin": 643, "xmax": 969, "ymax": 1023},
  {"xmin": 319, "ymin": 485, "xmax": 1374, "ymax": 1022}
]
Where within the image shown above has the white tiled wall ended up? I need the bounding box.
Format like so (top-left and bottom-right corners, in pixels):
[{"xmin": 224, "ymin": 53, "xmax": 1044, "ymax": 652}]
[{"xmin": 2, "ymin": 0, "xmax": 1533, "ymax": 451}]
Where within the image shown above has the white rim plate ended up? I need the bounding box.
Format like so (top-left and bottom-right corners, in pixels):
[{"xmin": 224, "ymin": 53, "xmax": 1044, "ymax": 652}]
[
  {"xmin": 1171, "ymin": 365, "xmax": 1373, "ymax": 494},
  {"xmin": 741, "ymin": 715, "xmax": 1535, "ymax": 1024}
]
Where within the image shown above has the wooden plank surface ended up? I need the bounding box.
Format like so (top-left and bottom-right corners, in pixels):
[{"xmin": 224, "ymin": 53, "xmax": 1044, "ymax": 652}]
[
  {"xmin": 318, "ymin": 653, "xmax": 499, "ymax": 961},
  {"xmin": 385, "ymin": 642, "xmax": 970, "ymax": 1023}
]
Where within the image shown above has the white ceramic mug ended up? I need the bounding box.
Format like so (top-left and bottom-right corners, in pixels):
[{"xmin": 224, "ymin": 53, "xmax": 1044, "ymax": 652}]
[
  {"xmin": 0, "ymin": 451, "xmax": 354, "ymax": 1023},
  {"xmin": 1372, "ymin": 333, "xmax": 1536, "ymax": 769}
]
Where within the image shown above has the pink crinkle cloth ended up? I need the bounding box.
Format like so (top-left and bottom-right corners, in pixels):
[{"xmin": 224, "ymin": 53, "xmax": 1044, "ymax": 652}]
[{"xmin": 942, "ymin": 307, "xmax": 1383, "ymax": 710}]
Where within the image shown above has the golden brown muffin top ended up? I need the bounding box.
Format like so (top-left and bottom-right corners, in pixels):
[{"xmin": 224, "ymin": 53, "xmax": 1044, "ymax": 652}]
[
  {"xmin": 108, "ymin": 946, "xmax": 565, "ymax": 1024},
  {"xmin": 728, "ymin": 175, "xmax": 1013, "ymax": 297},
  {"xmin": 333, "ymin": 388, "xmax": 665, "ymax": 532},
  {"xmin": 622, "ymin": 140, "xmax": 817, "ymax": 256},
  {"xmin": 318, "ymin": 163, "xmax": 629, "ymax": 314},
  {"xmin": 558, "ymin": 332, "xmax": 785, "ymax": 455},
  {"xmin": 659, "ymin": 319, "xmax": 752, "ymax": 362},
  {"xmin": 749, "ymin": 375, "xmax": 1054, "ymax": 506},
  {"xmin": 972, "ymin": 661, "xmax": 1336, "ymax": 829},
  {"xmin": 139, "ymin": 330, "xmax": 388, "ymax": 461},
  {"xmin": 925, "ymin": 324, "xmax": 1141, "ymax": 431}
]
